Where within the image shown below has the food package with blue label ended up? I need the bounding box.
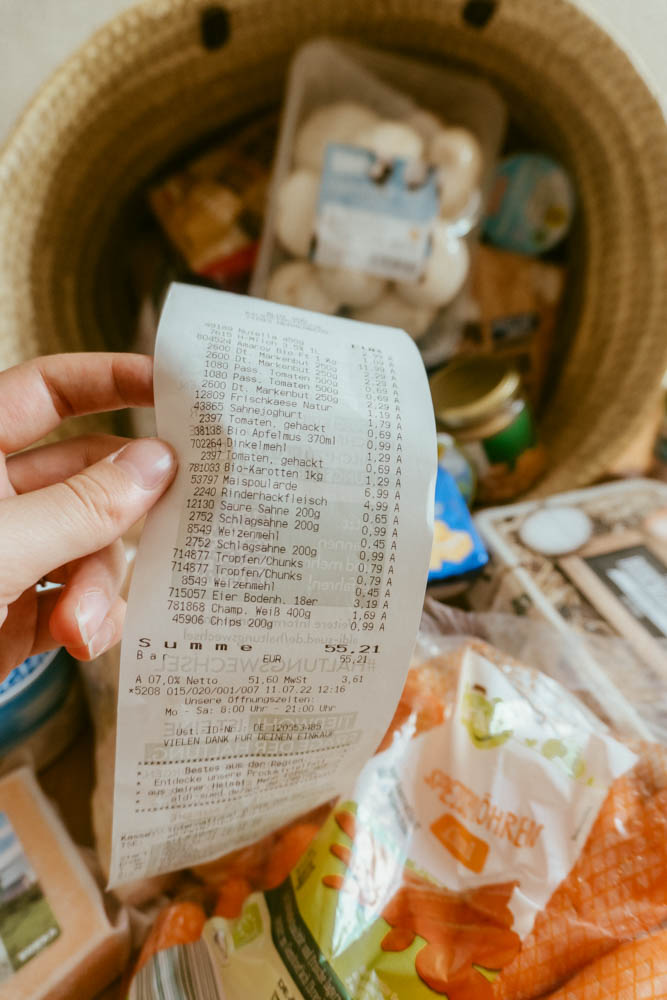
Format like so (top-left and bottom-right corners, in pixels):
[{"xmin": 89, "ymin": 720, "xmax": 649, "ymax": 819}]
[
  {"xmin": 428, "ymin": 465, "xmax": 488, "ymax": 588},
  {"xmin": 251, "ymin": 37, "xmax": 505, "ymax": 363},
  {"xmin": 483, "ymin": 154, "xmax": 575, "ymax": 257},
  {"xmin": 0, "ymin": 648, "xmax": 83, "ymax": 772}
]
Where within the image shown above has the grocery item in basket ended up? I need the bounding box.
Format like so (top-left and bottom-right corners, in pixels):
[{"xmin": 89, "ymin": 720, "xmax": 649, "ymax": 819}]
[
  {"xmin": 127, "ymin": 639, "xmax": 639, "ymax": 1000},
  {"xmin": 653, "ymin": 371, "xmax": 667, "ymax": 482},
  {"xmin": 108, "ymin": 284, "xmax": 436, "ymax": 888},
  {"xmin": 0, "ymin": 768, "xmax": 129, "ymax": 1000},
  {"xmin": 491, "ymin": 740, "xmax": 667, "ymax": 999},
  {"xmin": 352, "ymin": 290, "xmax": 435, "ymax": 340},
  {"xmin": 149, "ymin": 113, "xmax": 277, "ymax": 291},
  {"xmin": 0, "ymin": 648, "xmax": 83, "ymax": 771},
  {"xmin": 541, "ymin": 930, "xmax": 667, "ymax": 1000},
  {"xmin": 251, "ymin": 39, "xmax": 506, "ymax": 350},
  {"xmin": 294, "ymin": 101, "xmax": 380, "ymax": 172},
  {"xmin": 275, "ymin": 168, "xmax": 319, "ymax": 258},
  {"xmin": 436, "ymin": 433, "xmax": 476, "ymax": 506},
  {"xmin": 460, "ymin": 245, "xmax": 565, "ymax": 408},
  {"xmin": 430, "ymin": 356, "xmax": 546, "ymax": 502},
  {"xmin": 430, "ymin": 126, "xmax": 484, "ymax": 219},
  {"xmin": 483, "ymin": 154, "xmax": 575, "ymax": 256},
  {"xmin": 317, "ymin": 264, "xmax": 385, "ymax": 308},
  {"xmin": 428, "ymin": 466, "xmax": 487, "ymax": 585},
  {"xmin": 266, "ymin": 259, "xmax": 340, "ymax": 312},
  {"xmin": 471, "ymin": 478, "xmax": 667, "ymax": 741}
]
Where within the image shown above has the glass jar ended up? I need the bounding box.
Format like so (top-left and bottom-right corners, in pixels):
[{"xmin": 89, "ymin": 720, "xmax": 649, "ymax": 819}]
[{"xmin": 429, "ymin": 357, "xmax": 545, "ymax": 503}]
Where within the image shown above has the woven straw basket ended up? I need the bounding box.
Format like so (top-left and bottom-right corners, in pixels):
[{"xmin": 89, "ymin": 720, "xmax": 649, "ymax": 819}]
[{"xmin": 0, "ymin": 0, "xmax": 666, "ymax": 495}]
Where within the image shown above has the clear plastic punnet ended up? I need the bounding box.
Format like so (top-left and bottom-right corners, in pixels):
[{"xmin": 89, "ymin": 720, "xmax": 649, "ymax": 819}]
[{"xmin": 251, "ymin": 38, "xmax": 506, "ymax": 366}]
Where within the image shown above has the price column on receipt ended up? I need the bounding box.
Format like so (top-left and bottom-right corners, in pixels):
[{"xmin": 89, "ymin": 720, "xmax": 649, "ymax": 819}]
[{"xmin": 109, "ymin": 283, "xmax": 436, "ymax": 887}]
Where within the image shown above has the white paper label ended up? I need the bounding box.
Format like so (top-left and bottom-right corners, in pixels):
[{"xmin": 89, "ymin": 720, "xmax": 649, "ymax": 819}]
[
  {"xmin": 314, "ymin": 144, "xmax": 439, "ymax": 281},
  {"xmin": 109, "ymin": 284, "xmax": 436, "ymax": 887}
]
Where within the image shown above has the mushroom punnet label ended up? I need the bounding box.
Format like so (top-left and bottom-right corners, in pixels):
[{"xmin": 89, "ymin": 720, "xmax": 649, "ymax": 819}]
[{"xmin": 313, "ymin": 143, "xmax": 439, "ymax": 282}]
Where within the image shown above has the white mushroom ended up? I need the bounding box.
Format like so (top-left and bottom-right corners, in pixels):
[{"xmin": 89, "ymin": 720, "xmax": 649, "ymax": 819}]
[
  {"xmin": 352, "ymin": 290, "xmax": 435, "ymax": 341},
  {"xmin": 274, "ymin": 169, "xmax": 320, "ymax": 258},
  {"xmin": 266, "ymin": 261, "xmax": 340, "ymax": 314},
  {"xmin": 294, "ymin": 102, "xmax": 380, "ymax": 171},
  {"xmin": 396, "ymin": 222, "xmax": 469, "ymax": 309},
  {"xmin": 353, "ymin": 120, "xmax": 424, "ymax": 161},
  {"xmin": 430, "ymin": 127, "xmax": 483, "ymax": 219},
  {"xmin": 317, "ymin": 266, "xmax": 387, "ymax": 308}
]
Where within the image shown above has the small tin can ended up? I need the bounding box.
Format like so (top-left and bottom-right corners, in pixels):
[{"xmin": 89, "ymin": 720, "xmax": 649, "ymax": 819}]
[{"xmin": 429, "ymin": 356, "xmax": 545, "ymax": 503}]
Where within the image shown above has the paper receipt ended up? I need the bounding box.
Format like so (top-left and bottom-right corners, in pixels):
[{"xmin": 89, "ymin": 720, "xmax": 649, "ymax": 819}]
[{"xmin": 109, "ymin": 284, "xmax": 436, "ymax": 886}]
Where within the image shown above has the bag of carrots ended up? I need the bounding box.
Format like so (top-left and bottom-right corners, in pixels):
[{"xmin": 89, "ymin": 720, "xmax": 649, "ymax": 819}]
[{"xmin": 128, "ymin": 631, "xmax": 667, "ymax": 1000}]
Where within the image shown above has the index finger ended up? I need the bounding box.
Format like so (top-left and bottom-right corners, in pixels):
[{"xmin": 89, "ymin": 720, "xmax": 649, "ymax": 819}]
[{"xmin": 0, "ymin": 353, "xmax": 154, "ymax": 455}]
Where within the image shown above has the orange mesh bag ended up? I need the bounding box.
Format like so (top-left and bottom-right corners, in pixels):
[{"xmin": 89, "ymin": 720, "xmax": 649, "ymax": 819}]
[
  {"xmin": 127, "ymin": 636, "xmax": 651, "ymax": 1000},
  {"xmin": 543, "ymin": 929, "xmax": 667, "ymax": 1000},
  {"xmin": 493, "ymin": 743, "xmax": 667, "ymax": 998}
]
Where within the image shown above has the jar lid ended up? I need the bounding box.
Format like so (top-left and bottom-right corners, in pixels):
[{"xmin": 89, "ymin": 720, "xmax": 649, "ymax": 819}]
[{"xmin": 429, "ymin": 357, "xmax": 521, "ymax": 430}]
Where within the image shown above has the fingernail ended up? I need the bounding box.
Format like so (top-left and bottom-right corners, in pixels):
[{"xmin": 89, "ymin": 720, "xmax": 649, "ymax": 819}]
[
  {"xmin": 88, "ymin": 618, "xmax": 116, "ymax": 658},
  {"xmin": 111, "ymin": 439, "xmax": 176, "ymax": 490},
  {"xmin": 75, "ymin": 589, "xmax": 109, "ymax": 646}
]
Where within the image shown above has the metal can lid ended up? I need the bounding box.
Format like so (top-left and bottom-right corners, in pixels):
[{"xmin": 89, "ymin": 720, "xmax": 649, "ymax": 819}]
[{"xmin": 429, "ymin": 357, "xmax": 521, "ymax": 430}]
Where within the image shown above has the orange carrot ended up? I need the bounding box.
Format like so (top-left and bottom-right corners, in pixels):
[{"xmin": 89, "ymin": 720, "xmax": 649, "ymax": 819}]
[
  {"xmin": 263, "ymin": 822, "xmax": 320, "ymax": 889},
  {"xmin": 214, "ymin": 875, "xmax": 252, "ymax": 919},
  {"xmin": 543, "ymin": 929, "xmax": 667, "ymax": 999},
  {"xmin": 135, "ymin": 901, "xmax": 207, "ymax": 972},
  {"xmin": 493, "ymin": 743, "xmax": 667, "ymax": 999},
  {"xmin": 377, "ymin": 657, "xmax": 458, "ymax": 753},
  {"xmin": 193, "ymin": 835, "xmax": 276, "ymax": 888}
]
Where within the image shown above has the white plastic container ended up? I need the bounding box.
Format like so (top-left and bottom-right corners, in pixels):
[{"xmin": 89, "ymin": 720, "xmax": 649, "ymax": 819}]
[{"xmin": 251, "ymin": 38, "xmax": 505, "ymax": 360}]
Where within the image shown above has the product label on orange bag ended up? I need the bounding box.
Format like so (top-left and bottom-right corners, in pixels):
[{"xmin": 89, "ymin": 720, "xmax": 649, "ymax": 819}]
[
  {"xmin": 430, "ymin": 813, "xmax": 489, "ymax": 873},
  {"xmin": 109, "ymin": 283, "xmax": 436, "ymax": 887},
  {"xmin": 130, "ymin": 645, "xmax": 636, "ymax": 1000}
]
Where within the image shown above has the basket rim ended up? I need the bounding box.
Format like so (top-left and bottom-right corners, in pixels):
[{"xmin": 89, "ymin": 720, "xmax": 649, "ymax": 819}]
[{"xmin": 1, "ymin": 0, "xmax": 667, "ymax": 498}]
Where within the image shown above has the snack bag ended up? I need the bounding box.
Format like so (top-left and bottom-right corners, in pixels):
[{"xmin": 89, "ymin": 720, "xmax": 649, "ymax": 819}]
[
  {"xmin": 128, "ymin": 639, "xmax": 648, "ymax": 1000},
  {"xmin": 428, "ymin": 467, "xmax": 487, "ymax": 585}
]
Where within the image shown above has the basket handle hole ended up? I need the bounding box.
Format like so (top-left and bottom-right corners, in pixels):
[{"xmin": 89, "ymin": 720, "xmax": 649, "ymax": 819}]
[
  {"xmin": 462, "ymin": 0, "xmax": 497, "ymax": 28},
  {"xmin": 201, "ymin": 5, "xmax": 230, "ymax": 50}
]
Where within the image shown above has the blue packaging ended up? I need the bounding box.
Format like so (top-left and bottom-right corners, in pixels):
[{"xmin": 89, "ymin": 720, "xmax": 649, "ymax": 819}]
[
  {"xmin": 0, "ymin": 648, "xmax": 75, "ymax": 757},
  {"xmin": 314, "ymin": 143, "xmax": 439, "ymax": 281},
  {"xmin": 437, "ymin": 432, "xmax": 476, "ymax": 507},
  {"xmin": 428, "ymin": 467, "xmax": 488, "ymax": 584},
  {"xmin": 483, "ymin": 154, "xmax": 575, "ymax": 255}
]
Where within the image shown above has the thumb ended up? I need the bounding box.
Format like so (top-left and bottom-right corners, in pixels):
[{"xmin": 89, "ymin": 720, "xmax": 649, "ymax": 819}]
[{"xmin": 0, "ymin": 438, "xmax": 177, "ymax": 602}]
